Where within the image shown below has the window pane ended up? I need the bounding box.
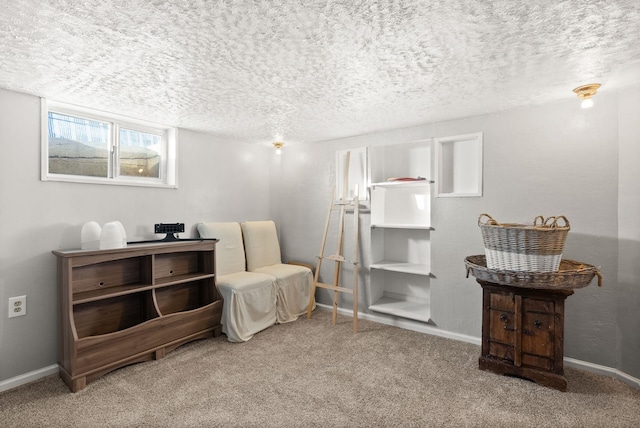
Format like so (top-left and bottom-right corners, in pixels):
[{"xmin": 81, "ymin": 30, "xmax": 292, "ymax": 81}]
[
  {"xmin": 48, "ymin": 112, "xmax": 110, "ymax": 177},
  {"xmin": 119, "ymin": 128, "xmax": 162, "ymax": 178}
]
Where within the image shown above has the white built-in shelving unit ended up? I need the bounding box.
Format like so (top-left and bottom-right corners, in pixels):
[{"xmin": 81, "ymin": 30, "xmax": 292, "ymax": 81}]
[
  {"xmin": 364, "ymin": 133, "xmax": 482, "ymax": 324},
  {"xmin": 368, "ymin": 139, "xmax": 433, "ymax": 323},
  {"xmin": 434, "ymin": 132, "xmax": 483, "ymax": 197}
]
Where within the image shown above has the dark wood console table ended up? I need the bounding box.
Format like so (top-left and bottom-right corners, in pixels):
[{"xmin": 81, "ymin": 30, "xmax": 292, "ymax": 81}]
[
  {"xmin": 478, "ymin": 280, "xmax": 573, "ymax": 391},
  {"xmin": 466, "ymin": 254, "xmax": 600, "ymax": 392}
]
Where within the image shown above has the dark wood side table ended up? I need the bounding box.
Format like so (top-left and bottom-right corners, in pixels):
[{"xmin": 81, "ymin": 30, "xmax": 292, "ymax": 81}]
[{"xmin": 477, "ymin": 280, "xmax": 573, "ymax": 391}]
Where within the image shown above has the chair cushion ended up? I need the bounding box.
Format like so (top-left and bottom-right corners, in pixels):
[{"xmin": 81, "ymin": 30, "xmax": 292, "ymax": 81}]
[
  {"xmin": 197, "ymin": 222, "xmax": 246, "ymax": 276},
  {"xmin": 241, "ymin": 221, "xmax": 282, "ymax": 271}
]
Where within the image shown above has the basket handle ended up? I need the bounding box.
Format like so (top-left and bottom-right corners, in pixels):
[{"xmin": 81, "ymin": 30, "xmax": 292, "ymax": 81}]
[
  {"xmin": 595, "ymin": 270, "xmax": 603, "ymax": 287},
  {"xmin": 542, "ymin": 215, "xmax": 570, "ymax": 229},
  {"xmin": 478, "ymin": 213, "xmax": 498, "ymax": 226},
  {"xmin": 533, "ymin": 215, "xmax": 545, "ymax": 226},
  {"xmin": 553, "ymin": 215, "xmax": 570, "ymax": 229},
  {"xmin": 577, "ymin": 266, "xmax": 603, "ymax": 286}
]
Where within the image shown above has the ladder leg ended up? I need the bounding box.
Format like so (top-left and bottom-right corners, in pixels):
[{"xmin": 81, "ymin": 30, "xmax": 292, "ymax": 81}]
[
  {"xmin": 308, "ymin": 188, "xmax": 335, "ymax": 319},
  {"xmin": 331, "ymin": 152, "xmax": 349, "ymax": 325},
  {"xmin": 331, "ymin": 202, "xmax": 346, "ymax": 325},
  {"xmin": 307, "ymin": 259, "xmax": 322, "ymax": 319},
  {"xmin": 352, "ymin": 188, "xmax": 360, "ymax": 333},
  {"xmin": 331, "ymin": 259, "xmax": 342, "ymax": 325},
  {"xmin": 353, "ymin": 268, "xmax": 358, "ymax": 333},
  {"xmin": 310, "ymin": 151, "xmax": 361, "ymax": 333}
]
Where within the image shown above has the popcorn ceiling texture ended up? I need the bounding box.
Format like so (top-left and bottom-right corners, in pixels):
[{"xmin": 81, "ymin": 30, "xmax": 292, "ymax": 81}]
[{"xmin": 1, "ymin": 0, "xmax": 639, "ymax": 144}]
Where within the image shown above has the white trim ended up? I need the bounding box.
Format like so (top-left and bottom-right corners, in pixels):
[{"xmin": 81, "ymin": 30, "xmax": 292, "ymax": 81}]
[
  {"xmin": 336, "ymin": 147, "xmax": 370, "ymax": 204},
  {"xmin": 41, "ymin": 98, "xmax": 178, "ymax": 188},
  {"xmin": 316, "ymin": 303, "xmax": 640, "ymax": 390},
  {"xmin": 564, "ymin": 357, "xmax": 640, "ymax": 390},
  {"xmin": 316, "ymin": 302, "xmax": 481, "ymax": 345},
  {"xmin": 0, "ymin": 364, "xmax": 59, "ymax": 393},
  {"xmin": 40, "ymin": 98, "xmax": 49, "ymax": 181},
  {"xmin": 47, "ymin": 100, "xmax": 170, "ymax": 129},
  {"xmin": 166, "ymin": 127, "xmax": 178, "ymax": 188},
  {"xmin": 40, "ymin": 174, "xmax": 178, "ymax": 189}
]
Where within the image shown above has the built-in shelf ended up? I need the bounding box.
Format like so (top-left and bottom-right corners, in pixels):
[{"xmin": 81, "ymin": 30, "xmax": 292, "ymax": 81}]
[
  {"xmin": 369, "ymin": 295, "xmax": 431, "ymax": 323},
  {"xmin": 371, "ymin": 224, "xmax": 432, "ymax": 230},
  {"xmin": 368, "ymin": 139, "xmax": 432, "ymax": 324},
  {"xmin": 435, "ymin": 132, "xmax": 483, "ymax": 197},
  {"xmin": 370, "ymin": 187, "xmax": 431, "ymax": 227},
  {"xmin": 369, "ymin": 261, "xmax": 430, "ymax": 276},
  {"xmin": 365, "ymin": 133, "xmax": 482, "ymax": 324},
  {"xmin": 371, "ymin": 180, "xmax": 433, "ymax": 189}
]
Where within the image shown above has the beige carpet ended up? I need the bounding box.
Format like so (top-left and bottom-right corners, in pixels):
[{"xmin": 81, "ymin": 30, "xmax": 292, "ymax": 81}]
[{"xmin": 1, "ymin": 309, "xmax": 639, "ymax": 427}]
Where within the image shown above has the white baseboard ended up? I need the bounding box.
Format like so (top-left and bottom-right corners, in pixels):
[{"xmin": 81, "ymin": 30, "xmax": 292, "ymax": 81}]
[
  {"xmin": 564, "ymin": 357, "xmax": 640, "ymax": 389},
  {"xmin": 0, "ymin": 364, "xmax": 59, "ymax": 393},
  {"xmin": 316, "ymin": 303, "xmax": 640, "ymax": 390},
  {"xmin": 315, "ymin": 303, "xmax": 482, "ymax": 346}
]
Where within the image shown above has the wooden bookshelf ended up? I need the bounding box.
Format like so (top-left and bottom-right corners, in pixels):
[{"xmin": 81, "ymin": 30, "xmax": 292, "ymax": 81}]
[{"xmin": 53, "ymin": 240, "xmax": 222, "ymax": 392}]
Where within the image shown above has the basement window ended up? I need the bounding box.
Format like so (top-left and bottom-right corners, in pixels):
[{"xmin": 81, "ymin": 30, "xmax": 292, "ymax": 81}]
[{"xmin": 41, "ymin": 100, "xmax": 177, "ymax": 188}]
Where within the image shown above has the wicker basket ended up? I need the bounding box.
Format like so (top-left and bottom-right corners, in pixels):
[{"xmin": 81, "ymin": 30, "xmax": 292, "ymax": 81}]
[
  {"xmin": 464, "ymin": 255, "xmax": 601, "ymax": 290},
  {"xmin": 478, "ymin": 213, "xmax": 570, "ymax": 272}
]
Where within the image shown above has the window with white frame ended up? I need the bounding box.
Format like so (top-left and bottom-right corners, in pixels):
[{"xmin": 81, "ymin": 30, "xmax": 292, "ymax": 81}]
[{"xmin": 42, "ymin": 100, "xmax": 177, "ymax": 187}]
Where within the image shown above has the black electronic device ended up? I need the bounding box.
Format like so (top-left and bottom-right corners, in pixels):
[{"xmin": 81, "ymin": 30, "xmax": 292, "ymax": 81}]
[
  {"xmin": 154, "ymin": 223, "xmax": 185, "ymax": 240},
  {"xmin": 127, "ymin": 223, "xmax": 217, "ymax": 244}
]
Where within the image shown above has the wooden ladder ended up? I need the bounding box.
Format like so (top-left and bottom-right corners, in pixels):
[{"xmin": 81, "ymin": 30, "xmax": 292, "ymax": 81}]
[{"xmin": 306, "ymin": 152, "xmax": 360, "ymax": 332}]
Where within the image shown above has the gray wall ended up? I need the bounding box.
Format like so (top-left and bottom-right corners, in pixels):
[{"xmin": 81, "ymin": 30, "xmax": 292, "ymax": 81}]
[
  {"xmin": 617, "ymin": 88, "xmax": 640, "ymax": 378},
  {"xmin": 1, "ymin": 85, "xmax": 639, "ymax": 387},
  {"xmin": 276, "ymin": 88, "xmax": 640, "ymax": 380},
  {"xmin": 0, "ymin": 88, "xmax": 273, "ymax": 383}
]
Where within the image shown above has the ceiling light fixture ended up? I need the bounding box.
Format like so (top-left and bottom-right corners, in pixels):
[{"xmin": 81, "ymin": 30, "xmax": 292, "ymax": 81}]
[
  {"xmin": 273, "ymin": 142, "xmax": 284, "ymax": 154},
  {"xmin": 573, "ymin": 83, "xmax": 601, "ymax": 109}
]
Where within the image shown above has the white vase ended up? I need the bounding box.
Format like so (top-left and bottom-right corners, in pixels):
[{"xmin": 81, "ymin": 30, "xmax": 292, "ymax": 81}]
[
  {"xmin": 100, "ymin": 221, "xmax": 126, "ymax": 249},
  {"xmin": 81, "ymin": 221, "xmax": 102, "ymax": 250}
]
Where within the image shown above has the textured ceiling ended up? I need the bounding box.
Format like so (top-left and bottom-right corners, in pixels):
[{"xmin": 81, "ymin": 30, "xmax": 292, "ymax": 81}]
[{"xmin": 1, "ymin": 1, "xmax": 640, "ymax": 145}]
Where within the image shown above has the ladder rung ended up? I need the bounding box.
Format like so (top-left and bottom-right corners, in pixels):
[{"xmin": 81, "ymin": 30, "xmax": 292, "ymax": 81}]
[
  {"xmin": 314, "ymin": 282, "xmax": 354, "ymax": 294},
  {"xmin": 317, "ymin": 255, "xmax": 358, "ymax": 265}
]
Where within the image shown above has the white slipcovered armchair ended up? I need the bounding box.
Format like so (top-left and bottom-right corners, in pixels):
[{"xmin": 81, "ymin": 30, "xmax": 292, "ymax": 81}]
[
  {"xmin": 241, "ymin": 220, "xmax": 315, "ymax": 323},
  {"xmin": 197, "ymin": 222, "xmax": 277, "ymax": 342}
]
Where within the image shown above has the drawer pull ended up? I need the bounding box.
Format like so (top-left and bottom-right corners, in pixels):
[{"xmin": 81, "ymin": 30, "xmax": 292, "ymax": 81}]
[
  {"xmin": 534, "ymin": 319, "xmax": 542, "ymax": 328},
  {"xmin": 500, "ymin": 313, "xmax": 508, "ymax": 322}
]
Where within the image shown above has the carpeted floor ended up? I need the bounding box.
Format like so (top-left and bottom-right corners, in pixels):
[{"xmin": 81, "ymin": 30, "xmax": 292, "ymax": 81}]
[{"xmin": 1, "ymin": 309, "xmax": 639, "ymax": 427}]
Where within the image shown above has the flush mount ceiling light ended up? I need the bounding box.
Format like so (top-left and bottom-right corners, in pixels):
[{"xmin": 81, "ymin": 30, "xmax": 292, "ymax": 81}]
[
  {"xmin": 273, "ymin": 141, "xmax": 284, "ymax": 154},
  {"xmin": 573, "ymin": 83, "xmax": 601, "ymax": 109}
]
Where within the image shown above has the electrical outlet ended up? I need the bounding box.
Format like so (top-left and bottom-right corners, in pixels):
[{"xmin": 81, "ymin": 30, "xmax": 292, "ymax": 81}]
[{"xmin": 8, "ymin": 295, "xmax": 26, "ymax": 318}]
